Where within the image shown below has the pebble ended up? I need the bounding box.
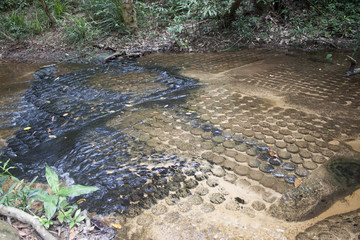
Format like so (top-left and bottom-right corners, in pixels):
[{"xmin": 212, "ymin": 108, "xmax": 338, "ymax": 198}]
[
  {"xmin": 262, "ymin": 191, "xmax": 277, "ymax": 203},
  {"xmin": 248, "ymin": 158, "xmax": 261, "ymax": 168},
  {"xmin": 212, "ymin": 155, "xmax": 225, "ymax": 164},
  {"xmin": 195, "ymin": 186, "xmax": 209, "ymax": 196},
  {"xmin": 248, "ymin": 169, "xmax": 264, "ymax": 181},
  {"xmin": 212, "ymin": 166, "xmax": 226, "ymax": 177},
  {"xmin": 278, "ymin": 150, "xmax": 291, "ymax": 159},
  {"xmin": 165, "ymin": 195, "xmax": 180, "ymax": 205},
  {"xmin": 299, "ymin": 149, "xmax": 312, "ymax": 158},
  {"xmin": 223, "ymin": 140, "xmax": 235, "ymax": 148},
  {"xmin": 281, "ymin": 162, "xmax": 296, "ymax": 171},
  {"xmin": 312, "ymin": 155, "xmax": 327, "ymax": 164},
  {"xmin": 260, "ymin": 176, "xmax": 275, "ymax": 188},
  {"xmin": 251, "ymin": 201, "xmax": 266, "ymax": 211},
  {"xmin": 184, "ymin": 179, "xmax": 198, "ymax": 189},
  {"xmin": 206, "ymin": 177, "xmax": 219, "ymax": 187},
  {"xmin": 214, "ymin": 146, "xmax": 225, "ymax": 153},
  {"xmin": 287, "ymin": 144, "xmax": 299, "ymax": 153},
  {"xmin": 234, "ymin": 165, "xmax": 250, "ymax": 176},
  {"xmin": 235, "ymin": 153, "xmax": 247, "ymax": 162},
  {"xmin": 136, "ymin": 214, "xmax": 153, "ymax": 226},
  {"xmin": 224, "ymin": 173, "xmax": 238, "ymax": 183},
  {"xmin": 291, "ymin": 156, "xmax": 303, "ymax": 164},
  {"xmin": 194, "ymin": 171, "xmax": 207, "ymax": 181},
  {"xmin": 212, "ymin": 135, "xmax": 225, "ymax": 143},
  {"xmin": 246, "ymin": 148, "xmax": 257, "ymax": 156},
  {"xmin": 151, "ymin": 204, "xmax": 168, "ymax": 216},
  {"xmin": 201, "ymin": 141, "xmax": 215, "ymax": 150},
  {"xmin": 259, "ymin": 163, "xmax": 275, "ymax": 173},
  {"xmin": 303, "ymin": 161, "xmax": 318, "ymax": 170},
  {"xmin": 285, "ymin": 175, "xmax": 297, "ymax": 183},
  {"xmin": 295, "ymin": 166, "xmax": 308, "ymax": 177},
  {"xmin": 225, "ymin": 149, "xmax": 237, "ymax": 157},
  {"xmin": 178, "ymin": 202, "xmax": 192, "ymax": 212},
  {"xmin": 272, "ymin": 168, "xmax": 287, "ymax": 178},
  {"xmin": 223, "ymin": 159, "xmax": 236, "ymax": 170},
  {"xmin": 201, "ymin": 203, "xmax": 215, "ymax": 213},
  {"xmin": 210, "ymin": 193, "xmax": 226, "ymax": 204},
  {"xmin": 235, "ymin": 143, "xmax": 248, "ymax": 152},
  {"xmin": 176, "ymin": 188, "xmax": 191, "ymax": 198},
  {"xmin": 187, "ymin": 195, "xmax": 203, "ymax": 205}
]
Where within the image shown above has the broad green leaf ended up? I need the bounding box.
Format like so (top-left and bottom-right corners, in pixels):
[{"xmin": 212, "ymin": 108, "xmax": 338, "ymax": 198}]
[
  {"xmin": 45, "ymin": 165, "xmax": 59, "ymax": 194},
  {"xmin": 58, "ymin": 185, "xmax": 99, "ymax": 197},
  {"xmin": 43, "ymin": 195, "xmax": 58, "ymax": 220},
  {"xmin": 32, "ymin": 189, "xmax": 49, "ymax": 201}
]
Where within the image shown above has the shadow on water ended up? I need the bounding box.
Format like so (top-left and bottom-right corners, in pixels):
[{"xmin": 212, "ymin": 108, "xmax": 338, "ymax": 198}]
[{"xmin": 0, "ymin": 59, "xmax": 201, "ymax": 215}]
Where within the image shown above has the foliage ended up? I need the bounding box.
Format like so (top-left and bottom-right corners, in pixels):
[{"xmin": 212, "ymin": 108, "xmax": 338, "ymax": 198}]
[
  {"xmin": 80, "ymin": 0, "xmax": 126, "ymax": 34},
  {"xmin": 0, "ymin": 159, "xmax": 39, "ymax": 212},
  {"xmin": 52, "ymin": 0, "xmax": 68, "ymax": 18},
  {"xmin": 34, "ymin": 165, "xmax": 98, "ymax": 229},
  {"xmin": 64, "ymin": 16, "xmax": 96, "ymax": 44},
  {"xmin": 0, "ymin": 0, "xmax": 32, "ymax": 12}
]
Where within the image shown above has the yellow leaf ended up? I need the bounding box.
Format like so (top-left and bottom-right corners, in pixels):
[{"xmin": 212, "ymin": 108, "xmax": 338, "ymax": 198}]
[
  {"xmin": 76, "ymin": 199, "xmax": 86, "ymax": 205},
  {"xmin": 24, "ymin": 127, "xmax": 31, "ymax": 131},
  {"xmin": 49, "ymin": 135, "xmax": 57, "ymax": 139},
  {"xmin": 110, "ymin": 223, "xmax": 122, "ymax": 229},
  {"xmin": 63, "ymin": 113, "xmax": 69, "ymax": 117},
  {"xmin": 106, "ymin": 170, "xmax": 115, "ymax": 174},
  {"xmin": 294, "ymin": 178, "xmax": 302, "ymax": 188}
]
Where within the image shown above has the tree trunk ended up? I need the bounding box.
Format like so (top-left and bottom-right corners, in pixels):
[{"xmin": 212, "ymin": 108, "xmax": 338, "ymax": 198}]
[
  {"xmin": 40, "ymin": 0, "xmax": 56, "ymax": 27},
  {"xmin": 223, "ymin": 0, "xmax": 244, "ymax": 28},
  {"xmin": 120, "ymin": 0, "xmax": 138, "ymax": 31}
]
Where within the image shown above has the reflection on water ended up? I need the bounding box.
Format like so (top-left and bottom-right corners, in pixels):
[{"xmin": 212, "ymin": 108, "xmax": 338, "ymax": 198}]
[{"xmin": 0, "ymin": 62, "xmax": 44, "ymax": 143}]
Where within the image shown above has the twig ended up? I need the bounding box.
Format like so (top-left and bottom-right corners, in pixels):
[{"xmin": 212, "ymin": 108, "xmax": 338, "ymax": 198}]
[{"xmin": 0, "ymin": 205, "xmax": 57, "ymax": 240}]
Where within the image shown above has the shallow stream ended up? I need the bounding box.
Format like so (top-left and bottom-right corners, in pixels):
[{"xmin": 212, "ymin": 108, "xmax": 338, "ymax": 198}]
[{"xmin": 1, "ymin": 50, "xmax": 360, "ymax": 239}]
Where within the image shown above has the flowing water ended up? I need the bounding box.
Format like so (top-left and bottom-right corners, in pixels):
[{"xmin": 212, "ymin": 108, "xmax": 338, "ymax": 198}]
[{"xmin": 0, "ymin": 50, "xmax": 360, "ymax": 239}]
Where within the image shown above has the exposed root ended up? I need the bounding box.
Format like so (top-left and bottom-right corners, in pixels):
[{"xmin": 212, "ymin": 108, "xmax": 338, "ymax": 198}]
[{"xmin": 0, "ymin": 205, "xmax": 57, "ymax": 240}]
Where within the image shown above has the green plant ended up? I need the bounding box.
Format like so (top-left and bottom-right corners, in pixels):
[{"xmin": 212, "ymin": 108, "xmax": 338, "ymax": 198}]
[
  {"xmin": 0, "ymin": 159, "xmax": 15, "ymax": 176},
  {"xmin": 0, "ymin": 171, "xmax": 40, "ymax": 212},
  {"xmin": 64, "ymin": 16, "xmax": 94, "ymax": 44},
  {"xmin": 34, "ymin": 165, "xmax": 98, "ymax": 229},
  {"xmin": 53, "ymin": 0, "xmax": 67, "ymax": 18}
]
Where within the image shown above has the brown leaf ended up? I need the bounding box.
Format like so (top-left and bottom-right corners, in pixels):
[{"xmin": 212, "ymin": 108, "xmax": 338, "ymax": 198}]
[{"xmin": 294, "ymin": 178, "xmax": 302, "ymax": 188}]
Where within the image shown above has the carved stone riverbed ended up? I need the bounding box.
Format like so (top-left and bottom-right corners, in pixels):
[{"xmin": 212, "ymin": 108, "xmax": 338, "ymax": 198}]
[{"xmin": 1, "ymin": 49, "xmax": 360, "ymax": 239}]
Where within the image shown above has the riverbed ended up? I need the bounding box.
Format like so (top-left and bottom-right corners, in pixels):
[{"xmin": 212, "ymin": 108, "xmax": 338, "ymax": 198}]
[{"xmin": 1, "ymin": 49, "xmax": 359, "ymax": 239}]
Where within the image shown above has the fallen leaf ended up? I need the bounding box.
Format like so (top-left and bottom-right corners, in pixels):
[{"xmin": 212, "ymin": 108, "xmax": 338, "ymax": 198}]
[
  {"xmin": 23, "ymin": 127, "xmax": 31, "ymax": 131},
  {"xmin": 110, "ymin": 223, "xmax": 122, "ymax": 229},
  {"xmin": 47, "ymin": 128, "xmax": 51, "ymax": 133},
  {"xmin": 294, "ymin": 178, "xmax": 302, "ymax": 188},
  {"xmin": 63, "ymin": 113, "xmax": 69, "ymax": 117},
  {"xmin": 49, "ymin": 135, "xmax": 57, "ymax": 139},
  {"xmin": 76, "ymin": 198, "xmax": 86, "ymax": 205},
  {"xmin": 106, "ymin": 170, "xmax": 115, "ymax": 174}
]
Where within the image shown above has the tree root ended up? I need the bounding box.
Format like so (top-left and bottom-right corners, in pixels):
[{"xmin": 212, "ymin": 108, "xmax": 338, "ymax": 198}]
[
  {"xmin": 345, "ymin": 55, "xmax": 360, "ymax": 77},
  {"xmin": 0, "ymin": 205, "xmax": 57, "ymax": 240}
]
